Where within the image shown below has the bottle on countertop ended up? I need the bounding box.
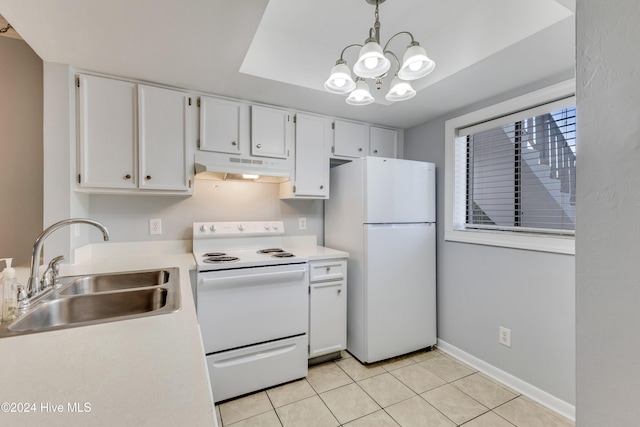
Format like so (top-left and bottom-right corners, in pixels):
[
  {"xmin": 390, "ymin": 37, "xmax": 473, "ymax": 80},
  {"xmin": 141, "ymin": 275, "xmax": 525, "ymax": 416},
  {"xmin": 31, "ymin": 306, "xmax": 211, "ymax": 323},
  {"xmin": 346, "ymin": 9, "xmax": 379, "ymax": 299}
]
[{"xmin": 1, "ymin": 258, "xmax": 18, "ymax": 322}]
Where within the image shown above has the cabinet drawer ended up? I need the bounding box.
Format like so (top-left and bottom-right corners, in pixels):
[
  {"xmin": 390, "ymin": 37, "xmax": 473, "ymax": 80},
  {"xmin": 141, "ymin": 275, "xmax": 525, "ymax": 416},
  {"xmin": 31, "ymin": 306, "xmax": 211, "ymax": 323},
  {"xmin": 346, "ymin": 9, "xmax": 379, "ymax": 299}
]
[{"xmin": 309, "ymin": 260, "xmax": 346, "ymax": 282}]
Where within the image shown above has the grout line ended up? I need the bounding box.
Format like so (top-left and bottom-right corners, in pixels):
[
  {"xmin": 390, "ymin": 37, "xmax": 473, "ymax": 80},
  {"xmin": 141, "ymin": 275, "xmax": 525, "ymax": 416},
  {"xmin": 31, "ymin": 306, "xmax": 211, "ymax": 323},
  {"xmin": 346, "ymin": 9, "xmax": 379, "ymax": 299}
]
[{"xmin": 218, "ymin": 347, "xmax": 540, "ymax": 427}]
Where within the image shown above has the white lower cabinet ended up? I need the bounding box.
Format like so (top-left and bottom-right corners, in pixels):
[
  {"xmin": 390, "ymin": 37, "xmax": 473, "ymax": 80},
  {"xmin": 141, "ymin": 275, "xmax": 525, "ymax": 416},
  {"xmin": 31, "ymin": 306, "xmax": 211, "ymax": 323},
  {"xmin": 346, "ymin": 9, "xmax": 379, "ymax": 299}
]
[{"xmin": 309, "ymin": 259, "xmax": 347, "ymax": 358}]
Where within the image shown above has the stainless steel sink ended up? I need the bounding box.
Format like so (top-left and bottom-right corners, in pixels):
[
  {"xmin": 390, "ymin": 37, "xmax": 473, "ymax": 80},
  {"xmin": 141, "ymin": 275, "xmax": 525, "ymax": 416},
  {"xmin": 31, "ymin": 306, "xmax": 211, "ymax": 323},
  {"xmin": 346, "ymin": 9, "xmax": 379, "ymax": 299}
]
[
  {"xmin": 9, "ymin": 288, "xmax": 168, "ymax": 332},
  {"xmin": 58, "ymin": 270, "xmax": 170, "ymax": 295},
  {"xmin": 0, "ymin": 267, "xmax": 181, "ymax": 338}
]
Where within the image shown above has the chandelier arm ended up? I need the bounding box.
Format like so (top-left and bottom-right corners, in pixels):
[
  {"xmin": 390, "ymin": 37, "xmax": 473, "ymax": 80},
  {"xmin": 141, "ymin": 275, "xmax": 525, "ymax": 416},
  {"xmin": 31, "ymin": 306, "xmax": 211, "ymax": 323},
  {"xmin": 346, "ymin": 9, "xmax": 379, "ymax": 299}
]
[
  {"xmin": 384, "ymin": 50, "xmax": 401, "ymax": 70},
  {"xmin": 339, "ymin": 43, "xmax": 364, "ymax": 61},
  {"xmin": 382, "ymin": 31, "xmax": 416, "ymax": 53}
]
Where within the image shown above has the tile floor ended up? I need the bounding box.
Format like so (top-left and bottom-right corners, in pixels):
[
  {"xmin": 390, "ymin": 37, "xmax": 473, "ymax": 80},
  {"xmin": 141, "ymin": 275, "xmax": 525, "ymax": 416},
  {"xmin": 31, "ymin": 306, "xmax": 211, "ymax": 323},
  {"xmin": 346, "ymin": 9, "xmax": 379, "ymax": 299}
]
[{"xmin": 215, "ymin": 348, "xmax": 574, "ymax": 427}]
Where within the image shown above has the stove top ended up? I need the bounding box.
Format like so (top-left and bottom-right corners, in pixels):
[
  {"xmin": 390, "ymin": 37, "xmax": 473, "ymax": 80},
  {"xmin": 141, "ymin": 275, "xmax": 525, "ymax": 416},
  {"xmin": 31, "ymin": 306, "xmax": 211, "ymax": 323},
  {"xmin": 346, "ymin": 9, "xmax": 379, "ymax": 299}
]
[{"xmin": 192, "ymin": 221, "xmax": 307, "ymax": 271}]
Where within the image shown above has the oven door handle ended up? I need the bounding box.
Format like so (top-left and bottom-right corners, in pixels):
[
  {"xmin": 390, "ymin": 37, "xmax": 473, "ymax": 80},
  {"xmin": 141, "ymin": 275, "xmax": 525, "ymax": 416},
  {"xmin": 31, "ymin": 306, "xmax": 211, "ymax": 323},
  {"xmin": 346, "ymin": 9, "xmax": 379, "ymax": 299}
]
[{"xmin": 198, "ymin": 268, "xmax": 307, "ymax": 289}]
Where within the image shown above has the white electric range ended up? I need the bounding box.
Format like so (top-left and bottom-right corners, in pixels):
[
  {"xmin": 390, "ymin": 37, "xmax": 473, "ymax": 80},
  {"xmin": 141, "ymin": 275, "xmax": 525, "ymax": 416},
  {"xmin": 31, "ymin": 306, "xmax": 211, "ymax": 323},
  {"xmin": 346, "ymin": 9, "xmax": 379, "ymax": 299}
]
[{"xmin": 193, "ymin": 221, "xmax": 309, "ymax": 402}]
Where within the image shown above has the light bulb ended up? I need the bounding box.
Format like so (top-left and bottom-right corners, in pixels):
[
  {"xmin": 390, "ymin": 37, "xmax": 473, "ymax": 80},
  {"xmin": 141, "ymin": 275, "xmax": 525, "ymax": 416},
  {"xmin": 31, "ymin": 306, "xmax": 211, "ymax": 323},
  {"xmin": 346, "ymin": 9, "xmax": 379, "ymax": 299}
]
[
  {"xmin": 354, "ymin": 93, "xmax": 364, "ymax": 101},
  {"xmin": 334, "ymin": 78, "xmax": 346, "ymax": 88},
  {"xmin": 409, "ymin": 61, "xmax": 423, "ymax": 71},
  {"xmin": 396, "ymin": 87, "xmax": 407, "ymax": 96},
  {"xmin": 364, "ymin": 57, "xmax": 378, "ymax": 70}
]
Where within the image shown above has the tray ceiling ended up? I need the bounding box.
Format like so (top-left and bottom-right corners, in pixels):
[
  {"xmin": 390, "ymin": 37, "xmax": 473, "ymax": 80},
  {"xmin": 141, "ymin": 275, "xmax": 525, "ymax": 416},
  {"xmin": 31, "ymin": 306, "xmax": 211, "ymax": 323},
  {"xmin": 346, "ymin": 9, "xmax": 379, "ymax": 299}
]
[{"xmin": 0, "ymin": 0, "xmax": 575, "ymax": 129}]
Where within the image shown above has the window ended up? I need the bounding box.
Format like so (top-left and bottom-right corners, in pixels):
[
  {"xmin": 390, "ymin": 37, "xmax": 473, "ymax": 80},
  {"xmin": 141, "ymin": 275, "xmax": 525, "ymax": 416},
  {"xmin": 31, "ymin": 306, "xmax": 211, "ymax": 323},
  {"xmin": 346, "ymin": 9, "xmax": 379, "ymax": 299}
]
[{"xmin": 445, "ymin": 81, "xmax": 576, "ymax": 254}]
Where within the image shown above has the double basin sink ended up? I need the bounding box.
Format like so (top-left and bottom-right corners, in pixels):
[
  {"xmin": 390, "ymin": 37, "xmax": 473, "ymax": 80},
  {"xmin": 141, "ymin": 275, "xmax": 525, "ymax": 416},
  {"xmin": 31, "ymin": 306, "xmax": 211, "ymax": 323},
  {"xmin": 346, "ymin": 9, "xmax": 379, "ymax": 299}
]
[{"xmin": 0, "ymin": 268, "xmax": 181, "ymax": 338}]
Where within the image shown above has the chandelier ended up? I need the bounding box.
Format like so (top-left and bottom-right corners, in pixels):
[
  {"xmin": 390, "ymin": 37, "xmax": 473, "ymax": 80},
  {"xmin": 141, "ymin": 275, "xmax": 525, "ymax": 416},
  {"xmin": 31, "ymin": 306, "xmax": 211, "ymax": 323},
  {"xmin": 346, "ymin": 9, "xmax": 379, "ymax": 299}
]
[{"xmin": 324, "ymin": 0, "xmax": 435, "ymax": 106}]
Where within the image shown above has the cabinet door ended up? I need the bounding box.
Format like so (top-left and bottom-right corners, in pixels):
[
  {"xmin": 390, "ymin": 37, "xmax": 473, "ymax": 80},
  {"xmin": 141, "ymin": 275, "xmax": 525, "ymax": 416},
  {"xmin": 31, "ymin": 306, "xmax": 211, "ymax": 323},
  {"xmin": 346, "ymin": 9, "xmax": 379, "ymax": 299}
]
[
  {"xmin": 293, "ymin": 114, "xmax": 330, "ymax": 198},
  {"xmin": 370, "ymin": 126, "xmax": 399, "ymax": 158},
  {"xmin": 251, "ymin": 105, "xmax": 290, "ymax": 159},
  {"xmin": 78, "ymin": 74, "xmax": 137, "ymax": 189},
  {"xmin": 333, "ymin": 120, "xmax": 368, "ymax": 158},
  {"xmin": 138, "ymin": 85, "xmax": 192, "ymax": 191},
  {"xmin": 199, "ymin": 96, "xmax": 243, "ymax": 154},
  {"xmin": 309, "ymin": 279, "xmax": 346, "ymax": 358}
]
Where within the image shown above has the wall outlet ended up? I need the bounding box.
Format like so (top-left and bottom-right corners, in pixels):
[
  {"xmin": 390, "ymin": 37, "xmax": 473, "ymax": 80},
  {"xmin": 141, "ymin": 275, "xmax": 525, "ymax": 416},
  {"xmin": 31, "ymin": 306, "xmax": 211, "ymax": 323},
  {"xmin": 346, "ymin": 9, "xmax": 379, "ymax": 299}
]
[
  {"xmin": 499, "ymin": 326, "xmax": 511, "ymax": 347},
  {"xmin": 299, "ymin": 217, "xmax": 307, "ymax": 230},
  {"xmin": 149, "ymin": 218, "xmax": 162, "ymax": 235}
]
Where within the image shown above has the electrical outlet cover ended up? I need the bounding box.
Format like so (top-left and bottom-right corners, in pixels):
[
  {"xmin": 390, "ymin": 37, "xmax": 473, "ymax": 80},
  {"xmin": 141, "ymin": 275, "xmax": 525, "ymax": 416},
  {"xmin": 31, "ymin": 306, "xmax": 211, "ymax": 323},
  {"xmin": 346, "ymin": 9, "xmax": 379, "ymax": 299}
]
[
  {"xmin": 150, "ymin": 218, "xmax": 162, "ymax": 235},
  {"xmin": 499, "ymin": 326, "xmax": 511, "ymax": 347}
]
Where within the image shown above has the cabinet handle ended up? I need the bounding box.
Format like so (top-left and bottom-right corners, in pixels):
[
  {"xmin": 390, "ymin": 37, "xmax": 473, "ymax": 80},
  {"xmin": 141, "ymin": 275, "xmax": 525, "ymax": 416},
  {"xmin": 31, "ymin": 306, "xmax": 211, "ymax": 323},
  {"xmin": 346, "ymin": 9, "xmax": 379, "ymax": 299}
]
[
  {"xmin": 326, "ymin": 267, "xmax": 331, "ymax": 272},
  {"xmin": 124, "ymin": 174, "xmax": 131, "ymax": 180},
  {"xmin": 232, "ymin": 141, "xmax": 237, "ymax": 146},
  {"xmin": 146, "ymin": 175, "xmax": 152, "ymax": 180},
  {"xmin": 358, "ymin": 148, "xmax": 363, "ymax": 152},
  {"xmin": 256, "ymin": 144, "xmax": 262, "ymax": 149},
  {"xmin": 320, "ymin": 185, "xmax": 324, "ymax": 190},
  {"xmin": 337, "ymin": 289, "xmax": 342, "ymax": 295},
  {"xmin": 373, "ymin": 149, "xmax": 378, "ymax": 154}
]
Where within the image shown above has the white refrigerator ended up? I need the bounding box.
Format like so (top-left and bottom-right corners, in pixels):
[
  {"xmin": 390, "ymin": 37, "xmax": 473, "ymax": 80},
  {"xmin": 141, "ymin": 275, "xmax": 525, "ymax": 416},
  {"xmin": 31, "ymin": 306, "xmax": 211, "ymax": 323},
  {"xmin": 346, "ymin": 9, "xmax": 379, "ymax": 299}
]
[{"xmin": 325, "ymin": 157, "xmax": 436, "ymax": 363}]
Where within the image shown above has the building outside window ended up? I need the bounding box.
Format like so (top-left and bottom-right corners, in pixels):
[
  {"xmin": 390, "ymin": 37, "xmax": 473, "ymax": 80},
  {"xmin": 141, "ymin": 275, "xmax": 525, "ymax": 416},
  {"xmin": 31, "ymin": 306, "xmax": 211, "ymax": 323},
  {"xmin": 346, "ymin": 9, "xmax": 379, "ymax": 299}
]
[{"xmin": 444, "ymin": 81, "xmax": 576, "ymax": 254}]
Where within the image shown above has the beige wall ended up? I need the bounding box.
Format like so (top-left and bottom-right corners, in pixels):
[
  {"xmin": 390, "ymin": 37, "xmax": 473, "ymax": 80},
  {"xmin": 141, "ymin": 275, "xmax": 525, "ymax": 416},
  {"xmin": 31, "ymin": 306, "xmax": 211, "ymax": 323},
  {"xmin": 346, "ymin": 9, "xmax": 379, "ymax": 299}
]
[{"xmin": 0, "ymin": 36, "xmax": 43, "ymax": 266}]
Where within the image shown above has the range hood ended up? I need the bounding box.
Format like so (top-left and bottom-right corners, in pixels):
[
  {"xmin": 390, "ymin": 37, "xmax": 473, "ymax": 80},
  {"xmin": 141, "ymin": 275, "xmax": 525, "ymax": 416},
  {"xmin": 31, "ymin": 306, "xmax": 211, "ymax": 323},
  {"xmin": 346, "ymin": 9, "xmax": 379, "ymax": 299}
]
[{"xmin": 194, "ymin": 151, "xmax": 290, "ymax": 183}]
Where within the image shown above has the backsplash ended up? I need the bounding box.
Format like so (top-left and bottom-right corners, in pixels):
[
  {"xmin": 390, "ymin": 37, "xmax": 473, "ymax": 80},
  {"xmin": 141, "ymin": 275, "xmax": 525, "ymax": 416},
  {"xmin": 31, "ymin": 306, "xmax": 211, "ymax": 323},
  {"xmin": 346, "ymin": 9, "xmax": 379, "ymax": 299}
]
[{"xmin": 87, "ymin": 179, "xmax": 325, "ymax": 244}]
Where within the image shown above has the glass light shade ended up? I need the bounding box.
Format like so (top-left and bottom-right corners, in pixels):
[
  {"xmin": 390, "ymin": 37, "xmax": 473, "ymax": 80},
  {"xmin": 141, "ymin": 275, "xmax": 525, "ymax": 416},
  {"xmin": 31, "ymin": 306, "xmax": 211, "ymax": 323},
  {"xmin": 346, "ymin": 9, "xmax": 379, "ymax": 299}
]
[
  {"xmin": 385, "ymin": 76, "xmax": 416, "ymax": 102},
  {"xmin": 353, "ymin": 41, "xmax": 391, "ymax": 78},
  {"xmin": 346, "ymin": 79, "xmax": 374, "ymax": 106},
  {"xmin": 324, "ymin": 62, "xmax": 357, "ymax": 94},
  {"xmin": 398, "ymin": 43, "xmax": 435, "ymax": 80}
]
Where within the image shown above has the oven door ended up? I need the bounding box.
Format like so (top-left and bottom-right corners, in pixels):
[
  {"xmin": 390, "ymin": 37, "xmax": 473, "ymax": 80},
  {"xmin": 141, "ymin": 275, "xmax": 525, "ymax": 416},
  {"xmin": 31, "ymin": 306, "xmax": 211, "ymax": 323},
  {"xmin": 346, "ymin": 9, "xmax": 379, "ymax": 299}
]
[{"xmin": 197, "ymin": 263, "xmax": 308, "ymax": 354}]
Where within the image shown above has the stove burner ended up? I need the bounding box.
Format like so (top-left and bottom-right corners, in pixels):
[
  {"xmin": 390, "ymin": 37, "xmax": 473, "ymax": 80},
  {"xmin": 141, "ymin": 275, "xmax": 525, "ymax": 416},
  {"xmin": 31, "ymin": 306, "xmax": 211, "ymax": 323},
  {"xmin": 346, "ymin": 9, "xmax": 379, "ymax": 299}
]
[
  {"xmin": 203, "ymin": 252, "xmax": 227, "ymax": 257},
  {"xmin": 203, "ymin": 256, "xmax": 240, "ymax": 263},
  {"xmin": 257, "ymin": 248, "xmax": 285, "ymax": 254},
  {"xmin": 271, "ymin": 252, "xmax": 295, "ymax": 258}
]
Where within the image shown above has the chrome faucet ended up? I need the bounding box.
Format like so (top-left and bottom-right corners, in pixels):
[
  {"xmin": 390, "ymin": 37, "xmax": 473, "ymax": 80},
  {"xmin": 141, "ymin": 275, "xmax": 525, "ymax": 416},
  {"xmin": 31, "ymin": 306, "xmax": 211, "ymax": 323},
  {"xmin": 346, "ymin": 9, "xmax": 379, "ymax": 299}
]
[{"xmin": 25, "ymin": 218, "xmax": 110, "ymax": 299}]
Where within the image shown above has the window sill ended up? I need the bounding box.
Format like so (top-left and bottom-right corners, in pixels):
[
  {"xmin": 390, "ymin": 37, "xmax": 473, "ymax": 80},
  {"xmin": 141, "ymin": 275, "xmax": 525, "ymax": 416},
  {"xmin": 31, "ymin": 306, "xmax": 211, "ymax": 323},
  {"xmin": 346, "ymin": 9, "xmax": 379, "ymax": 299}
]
[{"xmin": 445, "ymin": 228, "xmax": 575, "ymax": 255}]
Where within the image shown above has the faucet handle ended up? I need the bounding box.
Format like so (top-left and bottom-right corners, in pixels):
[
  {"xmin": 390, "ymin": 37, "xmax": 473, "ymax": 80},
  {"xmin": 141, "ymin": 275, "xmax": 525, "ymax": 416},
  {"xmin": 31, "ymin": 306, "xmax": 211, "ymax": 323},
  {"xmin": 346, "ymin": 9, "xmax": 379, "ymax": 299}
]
[
  {"xmin": 16, "ymin": 285, "xmax": 29, "ymax": 310},
  {"xmin": 49, "ymin": 255, "xmax": 65, "ymax": 276},
  {"xmin": 41, "ymin": 255, "xmax": 65, "ymax": 290}
]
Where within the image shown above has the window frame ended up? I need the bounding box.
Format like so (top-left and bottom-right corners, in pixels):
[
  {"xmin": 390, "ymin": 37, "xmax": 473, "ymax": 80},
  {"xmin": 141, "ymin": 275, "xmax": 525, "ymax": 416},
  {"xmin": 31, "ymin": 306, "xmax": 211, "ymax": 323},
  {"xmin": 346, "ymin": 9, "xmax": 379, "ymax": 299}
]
[{"xmin": 444, "ymin": 80, "xmax": 576, "ymax": 255}]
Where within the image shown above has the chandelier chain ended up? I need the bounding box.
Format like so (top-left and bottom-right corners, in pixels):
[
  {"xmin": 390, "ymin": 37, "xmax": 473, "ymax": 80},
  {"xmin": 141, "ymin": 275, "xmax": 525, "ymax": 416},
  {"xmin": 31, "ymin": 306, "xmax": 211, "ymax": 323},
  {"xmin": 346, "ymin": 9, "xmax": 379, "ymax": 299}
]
[{"xmin": 0, "ymin": 23, "xmax": 12, "ymax": 34}]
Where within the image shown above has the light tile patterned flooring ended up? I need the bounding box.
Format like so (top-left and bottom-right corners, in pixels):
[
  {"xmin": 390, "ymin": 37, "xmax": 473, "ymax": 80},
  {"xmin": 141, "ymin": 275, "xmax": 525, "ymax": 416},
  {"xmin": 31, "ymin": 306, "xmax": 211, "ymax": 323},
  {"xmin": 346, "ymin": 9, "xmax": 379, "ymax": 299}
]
[{"xmin": 215, "ymin": 348, "xmax": 574, "ymax": 427}]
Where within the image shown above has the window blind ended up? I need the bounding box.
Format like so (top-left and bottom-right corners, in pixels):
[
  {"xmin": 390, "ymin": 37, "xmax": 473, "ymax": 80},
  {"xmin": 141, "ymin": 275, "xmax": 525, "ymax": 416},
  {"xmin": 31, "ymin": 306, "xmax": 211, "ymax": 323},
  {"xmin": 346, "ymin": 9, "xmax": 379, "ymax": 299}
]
[{"xmin": 461, "ymin": 102, "xmax": 576, "ymax": 234}]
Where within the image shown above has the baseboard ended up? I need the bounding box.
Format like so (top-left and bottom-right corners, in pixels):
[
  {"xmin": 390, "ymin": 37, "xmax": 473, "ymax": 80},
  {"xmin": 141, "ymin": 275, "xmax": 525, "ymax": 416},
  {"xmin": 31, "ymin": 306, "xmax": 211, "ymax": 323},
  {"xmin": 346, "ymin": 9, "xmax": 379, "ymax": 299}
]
[{"xmin": 436, "ymin": 339, "xmax": 575, "ymax": 422}]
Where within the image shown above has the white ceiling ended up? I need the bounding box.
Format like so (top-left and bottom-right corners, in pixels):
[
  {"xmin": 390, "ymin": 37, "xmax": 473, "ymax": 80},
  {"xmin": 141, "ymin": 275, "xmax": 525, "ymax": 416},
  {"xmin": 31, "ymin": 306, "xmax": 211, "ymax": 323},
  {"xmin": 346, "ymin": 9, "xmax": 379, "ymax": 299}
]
[{"xmin": 0, "ymin": 0, "xmax": 575, "ymax": 129}]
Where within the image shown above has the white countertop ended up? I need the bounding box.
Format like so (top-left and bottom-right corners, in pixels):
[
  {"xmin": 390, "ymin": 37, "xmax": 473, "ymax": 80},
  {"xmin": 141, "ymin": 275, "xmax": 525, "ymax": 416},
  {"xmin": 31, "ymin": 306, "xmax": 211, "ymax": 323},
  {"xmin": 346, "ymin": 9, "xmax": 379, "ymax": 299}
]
[
  {"xmin": 0, "ymin": 238, "xmax": 346, "ymax": 426},
  {"xmin": 282, "ymin": 236, "xmax": 349, "ymax": 260},
  {"xmin": 0, "ymin": 241, "xmax": 216, "ymax": 427}
]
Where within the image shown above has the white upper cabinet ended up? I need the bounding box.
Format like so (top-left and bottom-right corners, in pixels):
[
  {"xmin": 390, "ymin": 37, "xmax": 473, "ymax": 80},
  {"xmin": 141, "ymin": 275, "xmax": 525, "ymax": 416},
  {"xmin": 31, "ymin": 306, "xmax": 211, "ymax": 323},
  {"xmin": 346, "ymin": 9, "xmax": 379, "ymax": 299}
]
[
  {"xmin": 251, "ymin": 105, "xmax": 290, "ymax": 159},
  {"xmin": 138, "ymin": 84, "xmax": 192, "ymax": 192},
  {"xmin": 369, "ymin": 126, "xmax": 400, "ymax": 158},
  {"xmin": 78, "ymin": 74, "xmax": 137, "ymax": 189},
  {"xmin": 280, "ymin": 114, "xmax": 331, "ymax": 199},
  {"xmin": 199, "ymin": 96, "xmax": 245, "ymax": 155},
  {"xmin": 332, "ymin": 120, "xmax": 369, "ymax": 158},
  {"xmin": 77, "ymin": 74, "xmax": 194, "ymax": 195}
]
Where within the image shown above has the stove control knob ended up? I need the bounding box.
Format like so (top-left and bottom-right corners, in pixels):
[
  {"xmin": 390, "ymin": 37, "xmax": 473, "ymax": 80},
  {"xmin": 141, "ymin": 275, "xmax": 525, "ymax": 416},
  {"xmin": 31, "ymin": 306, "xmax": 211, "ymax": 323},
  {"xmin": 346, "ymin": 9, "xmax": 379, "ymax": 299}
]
[
  {"xmin": 210, "ymin": 224, "xmax": 217, "ymax": 232},
  {"xmin": 200, "ymin": 224, "xmax": 206, "ymax": 232},
  {"xmin": 264, "ymin": 224, "xmax": 271, "ymax": 231},
  {"xmin": 238, "ymin": 224, "xmax": 245, "ymax": 231},
  {"xmin": 271, "ymin": 223, "xmax": 279, "ymax": 231}
]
